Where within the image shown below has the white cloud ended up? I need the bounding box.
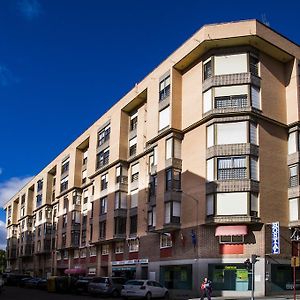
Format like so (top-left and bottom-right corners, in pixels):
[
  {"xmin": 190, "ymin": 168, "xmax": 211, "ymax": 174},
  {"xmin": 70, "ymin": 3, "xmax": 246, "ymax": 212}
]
[
  {"xmin": 0, "ymin": 221, "xmax": 6, "ymax": 250},
  {"xmin": 17, "ymin": 0, "xmax": 42, "ymax": 20},
  {"xmin": 0, "ymin": 176, "xmax": 33, "ymax": 207}
]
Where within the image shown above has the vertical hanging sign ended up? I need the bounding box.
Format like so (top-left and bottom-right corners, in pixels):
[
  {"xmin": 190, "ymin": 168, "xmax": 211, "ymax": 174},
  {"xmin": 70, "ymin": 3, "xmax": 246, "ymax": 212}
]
[{"xmin": 271, "ymin": 222, "xmax": 280, "ymax": 254}]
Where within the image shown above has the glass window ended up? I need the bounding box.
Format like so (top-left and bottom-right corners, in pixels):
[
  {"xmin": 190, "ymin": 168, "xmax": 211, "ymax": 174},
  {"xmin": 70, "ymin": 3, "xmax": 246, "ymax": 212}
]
[
  {"xmin": 159, "ymin": 106, "xmax": 170, "ymax": 131},
  {"xmin": 203, "ymin": 59, "xmax": 212, "ymax": 80},
  {"xmin": 159, "ymin": 75, "xmax": 170, "ymax": 101},
  {"xmin": 98, "ymin": 125, "xmax": 111, "ymax": 146},
  {"xmin": 217, "ymin": 157, "xmax": 247, "ymax": 180},
  {"xmin": 100, "ymin": 197, "xmax": 107, "ymax": 214},
  {"xmin": 160, "ymin": 233, "xmax": 172, "ymax": 248}
]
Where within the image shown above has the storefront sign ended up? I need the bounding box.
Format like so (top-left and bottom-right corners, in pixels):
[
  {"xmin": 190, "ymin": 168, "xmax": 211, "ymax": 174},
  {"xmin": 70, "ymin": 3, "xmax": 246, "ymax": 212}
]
[
  {"xmin": 112, "ymin": 258, "xmax": 149, "ymax": 266},
  {"xmin": 224, "ymin": 266, "xmax": 237, "ymax": 270},
  {"xmin": 271, "ymin": 222, "xmax": 280, "ymax": 254}
]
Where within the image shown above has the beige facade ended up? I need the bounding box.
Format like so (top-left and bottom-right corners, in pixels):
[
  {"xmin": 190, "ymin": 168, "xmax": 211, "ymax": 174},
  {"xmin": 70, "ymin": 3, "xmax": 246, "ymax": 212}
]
[{"xmin": 4, "ymin": 19, "xmax": 300, "ymax": 297}]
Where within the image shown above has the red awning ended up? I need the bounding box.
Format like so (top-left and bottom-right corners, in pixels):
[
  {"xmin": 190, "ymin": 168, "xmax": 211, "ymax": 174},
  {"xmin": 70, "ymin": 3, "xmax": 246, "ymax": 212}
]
[
  {"xmin": 64, "ymin": 268, "xmax": 86, "ymax": 275},
  {"xmin": 215, "ymin": 225, "xmax": 247, "ymax": 236}
]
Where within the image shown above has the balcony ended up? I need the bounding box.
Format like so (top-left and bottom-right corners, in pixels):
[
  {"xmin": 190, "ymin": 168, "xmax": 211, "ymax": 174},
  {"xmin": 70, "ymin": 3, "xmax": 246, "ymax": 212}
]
[{"xmin": 206, "ymin": 215, "xmax": 260, "ymax": 225}]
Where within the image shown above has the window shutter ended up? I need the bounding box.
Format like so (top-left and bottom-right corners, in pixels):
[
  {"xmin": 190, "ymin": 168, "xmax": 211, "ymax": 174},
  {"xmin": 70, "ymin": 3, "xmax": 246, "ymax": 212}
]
[
  {"xmin": 216, "ymin": 192, "xmax": 248, "ymax": 215},
  {"xmin": 206, "ymin": 159, "xmax": 214, "ymax": 181},
  {"xmin": 159, "ymin": 106, "xmax": 170, "ymax": 130},
  {"xmin": 203, "ymin": 89, "xmax": 212, "ymax": 113},
  {"xmin": 206, "ymin": 194, "xmax": 214, "ymax": 216},
  {"xmin": 214, "ymin": 54, "xmax": 248, "ymax": 75},
  {"xmin": 166, "ymin": 138, "xmax": 173, "ymax": 159},
  {"xmin": 207, "ymin": 125, "xmax": 214, "ymax": 148},
  {"xmin": 217, "ymin": 122, "xmax": 247, "ymax": 145},
  {"xmin": 288, "ymin": 132, "xmax": 297, "ymax": 154},
  {"xmin": 131, "ymin": 163, "xmax": 139, "ymax": 175},
  {"xmin": 173, "ymin": 202, "xmax": 181, "ymax": 217},
  {"xmin": 129, "ymin": 137, "xmax": 137, "ymax": 147},
  {"xmin": 215, "ymin": 85, "xmax": 248, "ymax": 97},
  {"xmin": 251, "ymin": 86, "xmax": 260, "ymax": 109},
  {"xmin": 289, "ymin": 198, "xmax": 299, "ymax": 221}
]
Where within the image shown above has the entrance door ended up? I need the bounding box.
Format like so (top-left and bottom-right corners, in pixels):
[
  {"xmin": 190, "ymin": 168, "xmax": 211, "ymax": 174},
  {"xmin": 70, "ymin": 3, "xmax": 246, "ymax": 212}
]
[{"xmin": 223, "ymin": 270, "xmax": 236, "ymax": 290}]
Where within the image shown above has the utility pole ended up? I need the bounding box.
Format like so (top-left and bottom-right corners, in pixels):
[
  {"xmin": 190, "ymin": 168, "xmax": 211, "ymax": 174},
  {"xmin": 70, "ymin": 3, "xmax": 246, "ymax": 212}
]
[{"xmin": 244, "ymin": 254, "xmax": 259, "ymax": 300}]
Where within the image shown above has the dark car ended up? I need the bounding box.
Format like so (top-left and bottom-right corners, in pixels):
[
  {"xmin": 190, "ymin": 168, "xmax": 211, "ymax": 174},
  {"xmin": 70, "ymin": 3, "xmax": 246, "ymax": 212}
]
[
  {"xmin": 4, "ymin": 274, "xmax": 32, "ymax": 286},
  {"xmin": 74, "ymin": 277, "xmax": 93, "ymax": 294},
  {"xmin": 24, "ymin": 277, "xmax": 47, "ymax": 289},
  {"xmin": 20, "ymin": 277, "xmax": 33, "ymax": 287},
  {"xmin": 88, "ymin": 276, "xmax": 126, "ymax": 297}
]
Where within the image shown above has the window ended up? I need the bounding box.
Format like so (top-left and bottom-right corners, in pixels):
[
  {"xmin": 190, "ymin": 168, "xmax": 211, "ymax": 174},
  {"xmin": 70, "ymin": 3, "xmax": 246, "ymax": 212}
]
[
  {"xmin": 164, "ymin": 201, "xmax": 181, "ymax": 224},
  {"xmin": 99, "ymin": 221, "xmax": 106, "ymax": 239},
  {"xmin": 214, "ymin": 85, "xmax": 248, "ymax": 109},
  {"xmin": 81, "ymin": 229, "xmax": 86, "ymax": 246},
  {"xmin": 289, "ymin": 198, "xmax": 299, "ymax": 221},
  {"xmin": 62, "ymin": 214, "xmax": 67, "ymax": 228},
  {"xmin": 82, "ymin": 215, "xmax": 87, "ymax": 226},
  {"xmin": 21, "ymin": 194, "xmax": 26, "ymax": 204},
  {"xmin": 166, "ymin": 138, "xmax": 181, "ymax": 160},
  {"xmin": 80, "ymin": 248, "xmax": 87, "ymax": 258},
  {"xmin": 288, "ymin": 132, "xmax": 297, "ymax": 155},
  {"xmin": 250, "ymin": 54, "xmax": 259, "ymax": 76},
  {"xmin": 217, "ymin": 157, "xmax": 247, "ymax": 180},
  {"xmin": 96, "ymin": 147, "xmax": 110, "ymax": 169},
  {"xmin": 289, "ymin": 165, "xmax": 299, "ymax": 188},
  {"xmin": 203, "ymin": 58, "xmax": 212, "ymax": 80},
  {"xmin": 149, "ymin": 174, "xmax": 157, "ymax": 197},
  {"xmin": 71, "ymin": 231, "xmax": 80, "ymax": 246},
  {"xmin": 130, "ymin": 215, "xmax": 137, "ymax": 234},
  {"xmin": 98, "ymin": 124, "xmax": 111, "ymax": 147},
  {"xmin": 159, "ymin": 75, "xmax": 170, "ymax": 101},
  {"xmin": 60, "ymin": 176, "xmax": 69, "ymax": 192},
  {"xmin": 130, "ymin": 189, "xmax": 138, "ymax": 208},
  {"xmin": 83, "ymin": 189, "xmax": 88, "ymax": 204},
  {"xmin": 82, "ymin": 170, "xmax": 87, "ymax": 184},
  {"xmin": 101, "ymin": 173, "xmax": 108, "ymax": 190},
  {"xmin": 214, "ymin": 53, "xmax": 247, "ymax": 75},
  {"xmin": 251, "ymin": 157, "xmax": 259, "ymax": 181},
  {"xmin": 251, "ymin": 193, "xmax": 259, "ymax": 217},
  {"xmin": 73, "ymin": 190, "xmax": 81, "ymax": 205},
  {"xmin": 63, "ymin": 197, "xmax": 69, "ymax": 210},
  {"xmin": 90, "ymin": 246, "xmax": 96, "ymax": 256},
  {"xmin": 159, "ymin": 106, "xmax": 170, "ymax": 131},
  {"xmin": 114, "ymin": 217, "xmax": 126, "ymax": 235},
  {"xmin": 129, "ymin": 137, "xmax": 137, "ymax": 156},
  {"xmin": 74, "ymin": 249, "xmax": 79, "ymax": 258},
  {"xmin": 128, "ymin": 239, "xmax": 139, "ymax": 252},
  {"xmin": 203, "ymin": 89, "xmax": 212, "ymax": 113},
  {"xmin": 206, "ymin": 194, "xmax": 214, "ymax": 216},
  {"xmin": 251, "ymin": 86, "xmax": 260, "ymax": 109},
  {"xmin": 148, "ymin": 207, "xmax": 156, "ymax": 227},
  {"xmin": 83, "ymin": 149, "xmax": 88, "ymax": 165},
  {"xmin": 216, "ymin": 192, "xmax": 248, "ymax": 215},
  {"xmin": 71, "ymin": 211, "xmax": 80, "ymax": 225},
  {"xmin": 116, "ymin": 166, "xmax": 122, "ymax": 183},
  {"xmin": 61, "ymin": 158, "xmax": 70, "ymax": 174},
  {"xmin": 130, "ymin": 112, "xmax": 138, "ymax": 131},
  {"xmin": 115, "ymin": 242, "xmax": 124, "ymax": 254},
  {"xmin": 219, "ymin": 235, "xmax": 244, "ymax": 244},
  {"xmin": 38, "ymin": 210, "xmax": 42, "ymax": 221},
  {"xmin": 100, "ymin": 197, "xmax": 108, "ymax": 214},
  {"xmin": 250, "ymin": 123, "xmax": 258, "ymax": 145},
  {"xmin": 102, "ymin": 244, "xmax": 109, "ymax": 255},
  {"xmin": 37, "ymin": 179, "xmax": 43, "ymax": 192},
  {"xmin": 115, "ymin": 192, "xmax": 127, "ymax": 209},
  {"xmin": 36, "ymin": 194, "xmax": 42, "ymax": 206},
  {"xmin": 166, "ymin": 169, "xmax": 181, "ymax": 191},
  {"xmin": 131, "ymin": 163, "xmax": 139, "ymax": 182},
  {"xmin": 90, "ymin": 224, "xmax": 93, "ymax": 241},
  {"xmin": 160, "ymin": 233, "xmax": 172, "ymax": 248},
  {"xmin": 149, "ymin": 146, "xmax": 158, "ymax": 168},
  {"xmin": 91, "ymin": 202, "xmax": 94, "ymax": 218},
  {"xmin": 62, "ymin": 233, "xmax": 66, "ymax": 248},
  {"xmin": 20, "ymin": 207, "xmax": 25, "ymax": 218}
]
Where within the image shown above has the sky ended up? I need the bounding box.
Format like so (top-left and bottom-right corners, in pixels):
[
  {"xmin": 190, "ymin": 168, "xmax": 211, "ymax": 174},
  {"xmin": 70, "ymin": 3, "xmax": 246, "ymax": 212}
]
[{"xmin": 0, "ymin": 0, "xmax": 299, "ymax": 249}]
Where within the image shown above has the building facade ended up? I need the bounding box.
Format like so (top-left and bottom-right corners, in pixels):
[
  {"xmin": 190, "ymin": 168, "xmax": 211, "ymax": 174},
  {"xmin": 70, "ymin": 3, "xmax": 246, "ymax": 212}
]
[{"xmin": 4, "ymin": 20, "xmax": 300, "ymax": 297}]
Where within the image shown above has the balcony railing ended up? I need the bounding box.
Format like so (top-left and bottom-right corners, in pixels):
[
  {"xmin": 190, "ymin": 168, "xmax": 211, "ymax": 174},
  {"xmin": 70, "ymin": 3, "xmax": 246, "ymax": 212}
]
[
  {"xmin": 215, "ymin": 95, "xmax": 248, "ymax": 109},
  {"xmin": 218, "ymin": 168, "xmax": 247, "ymax": 180}
]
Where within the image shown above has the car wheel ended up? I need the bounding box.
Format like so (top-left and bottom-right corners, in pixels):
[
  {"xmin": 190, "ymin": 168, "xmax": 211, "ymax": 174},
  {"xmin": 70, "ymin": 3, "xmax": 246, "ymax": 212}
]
[
  {"xmin": 112, "ymin": 289, "xmax": 119, "ymax": 297},
  {"xmin": 145, "ymin": 292, "xmax": 152, "ymax": 300},
  {"xmin": 164, "ymin": 292, "xmax": 169, "ymax": 299}
]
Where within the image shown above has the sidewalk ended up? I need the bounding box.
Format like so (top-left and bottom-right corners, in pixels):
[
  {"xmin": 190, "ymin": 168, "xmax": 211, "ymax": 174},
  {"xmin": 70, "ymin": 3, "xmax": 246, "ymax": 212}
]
[{"xmin": 188, "ymin": 295, "xmax": 300, "ymax": 300}]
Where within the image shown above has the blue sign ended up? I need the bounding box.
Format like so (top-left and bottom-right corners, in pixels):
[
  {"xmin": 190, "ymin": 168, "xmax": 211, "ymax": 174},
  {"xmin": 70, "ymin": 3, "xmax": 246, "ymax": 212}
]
[{"xmin": 271, "ymin": 222, "xmax": 280, "ymax": 254}]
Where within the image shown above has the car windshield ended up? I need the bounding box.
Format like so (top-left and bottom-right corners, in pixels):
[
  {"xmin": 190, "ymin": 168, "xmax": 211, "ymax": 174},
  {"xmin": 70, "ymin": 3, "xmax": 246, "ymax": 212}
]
[
  {"xmin": 92, "ymin": 277, "xmax": 108, "ymax": 283},
  {"xmin": 126, "ymin": 280, "xmax": 144, "ymax": 286}
]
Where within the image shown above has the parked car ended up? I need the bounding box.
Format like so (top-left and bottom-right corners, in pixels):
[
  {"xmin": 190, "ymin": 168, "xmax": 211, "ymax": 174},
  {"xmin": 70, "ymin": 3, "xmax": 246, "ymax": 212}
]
[
  {"xmin": 20, "ymin": 277, "xmax": 33, "ymax": 287},
  {"xmin": 88, "ymin": 276, "xmax": 126, "ymax": 297},
  {"xmin": 4, "ymin": 273, "xmax": 32, "ymax": 286},
  {"xmin": 24, "ymin": 277, "xmax": 47, "ymax": 289},
  {"xmin": 121, "ymin": 280, "xmax": 169, "ymax": 299},
  {"xmin": 74, "ymin": 277, "xmax": 93, "ymax": 294}
]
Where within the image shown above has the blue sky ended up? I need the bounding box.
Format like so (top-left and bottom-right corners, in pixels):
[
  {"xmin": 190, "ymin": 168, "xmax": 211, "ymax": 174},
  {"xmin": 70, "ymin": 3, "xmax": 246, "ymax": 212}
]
[{"xmin": 0, "ymin": 0, "xmax": 299, "ymax": 247}]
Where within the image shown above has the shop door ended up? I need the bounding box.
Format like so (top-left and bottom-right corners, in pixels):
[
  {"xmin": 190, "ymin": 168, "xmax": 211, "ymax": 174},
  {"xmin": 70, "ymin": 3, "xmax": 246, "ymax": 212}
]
[{"xmin": 224, "ymin": 270, "xmax": 236, "ymax": 290}]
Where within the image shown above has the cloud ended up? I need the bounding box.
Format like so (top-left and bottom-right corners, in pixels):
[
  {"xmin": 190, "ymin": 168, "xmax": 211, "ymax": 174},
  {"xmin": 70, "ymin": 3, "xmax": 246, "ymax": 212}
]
[
  {"xmin": 17, "ymin": 0, "xmax": 42, "ymax": 20},
  {"xmin": 0, "ymin": 221, "xmax": 6, "ymax": 250},
  {"xmin": 0, "ymin": 176, "xmax": 33, "ymax": 207},
  {"xmin": 0, "ymin": 65, "xmax": 19, "ymax": 87}
]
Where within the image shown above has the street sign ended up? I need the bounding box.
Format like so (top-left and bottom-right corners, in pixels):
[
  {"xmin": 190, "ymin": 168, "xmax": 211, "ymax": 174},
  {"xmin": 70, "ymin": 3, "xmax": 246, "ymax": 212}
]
[
  {"xmin": 271, "ymin": 222, "xmax": 280, "ymax": 254},
  {"xmin": 291, "ymin": 256, "xmax": 300, "ymax": 267}
]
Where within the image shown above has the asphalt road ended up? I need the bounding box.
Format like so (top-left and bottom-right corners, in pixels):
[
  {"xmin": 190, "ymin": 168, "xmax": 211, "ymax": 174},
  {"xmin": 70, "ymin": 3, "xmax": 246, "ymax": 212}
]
[{"xmin": 0, "ymin": 286, "xmax": 121, "ymax": 300}]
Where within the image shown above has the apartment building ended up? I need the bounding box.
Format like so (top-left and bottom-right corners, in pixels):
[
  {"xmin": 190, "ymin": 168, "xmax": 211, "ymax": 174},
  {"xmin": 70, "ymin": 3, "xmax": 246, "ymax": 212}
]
[{"xmin": 4, "ymin": 20, "xmax": 300, "ymax": 297}]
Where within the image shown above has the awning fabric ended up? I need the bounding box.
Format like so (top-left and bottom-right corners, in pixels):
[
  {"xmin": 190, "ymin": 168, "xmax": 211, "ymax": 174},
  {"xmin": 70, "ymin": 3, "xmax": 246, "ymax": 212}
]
[
  {"xmin": 64, "ymin": 268, "xmax": 86, "ymax": 275},
  {"xmin": 215, "ymin": 225, "xmax": 247, "ymax": 236}
]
